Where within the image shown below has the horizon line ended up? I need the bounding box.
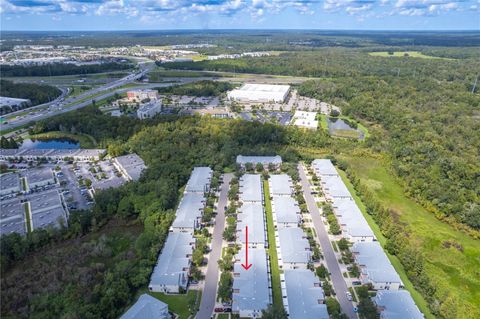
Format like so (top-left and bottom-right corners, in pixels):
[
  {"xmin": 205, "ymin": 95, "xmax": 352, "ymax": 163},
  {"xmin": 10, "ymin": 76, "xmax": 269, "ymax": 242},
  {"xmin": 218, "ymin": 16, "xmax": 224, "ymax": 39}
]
[{"xmin": 1, "ymin": 28, "xmax": 479, "ymax": 32}]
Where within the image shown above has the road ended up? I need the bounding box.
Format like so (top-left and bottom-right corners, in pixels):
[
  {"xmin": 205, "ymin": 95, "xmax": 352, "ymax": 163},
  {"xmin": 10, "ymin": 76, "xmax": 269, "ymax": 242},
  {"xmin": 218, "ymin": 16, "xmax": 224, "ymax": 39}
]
[
  {"xmin": 196, "ymin": 173, "xmax": 233, "ymax": 319},
  {"xmin": 298, "ymin": 164, "xmax": 357, "ymax": 319}
]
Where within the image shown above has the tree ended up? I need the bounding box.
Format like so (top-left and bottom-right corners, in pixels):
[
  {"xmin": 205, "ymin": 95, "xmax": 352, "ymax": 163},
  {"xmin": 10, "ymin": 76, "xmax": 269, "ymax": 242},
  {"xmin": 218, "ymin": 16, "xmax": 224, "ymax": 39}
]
[
  {"xmin": 337, "ymin": 238, "xmax": 350, "ymax": 251},
  {"xmin": 326, "ymin": 297, "xmax": 341, "ymax": 316},
  {"xmin": 218, "ymin": 272, "xmax": 233, "ymax": 301},
  {"xmin": 323, "ymin": 280, "xmax": 334, "ymax": 296},
  {"xmin": 261, "ymin": 304, "xmax": 288, "ymax": 319},
  {"xmin": 316, "ymin": 264, "xmax": 328, "ymax": 279},
  {"xmin": 330, "ymin": 109, "xmax": 340, "ymax": 117},
  {"xmin": 358, "ymin": 298, "xmax": 379, "ymax": 319},
  {"xmin": 255, "ymin": 162, "xmax": 264, "ymax": 172},
  {"xmin": 192, "ymin": 248, "xmax": 204, "ymax": 267}
]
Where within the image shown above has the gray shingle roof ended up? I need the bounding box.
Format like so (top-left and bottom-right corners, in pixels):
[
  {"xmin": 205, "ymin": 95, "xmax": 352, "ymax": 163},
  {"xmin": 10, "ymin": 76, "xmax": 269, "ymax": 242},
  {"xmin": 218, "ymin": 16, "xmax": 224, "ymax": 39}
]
[
  {"xmin": 120, "ymin": 294, "xmax": 169, "ymax": 319},
  {"xmin": 272, "ymin": 196, "xmax": 300, "ymax": 226},
  {"xmin": 237, "ymin": 202, "xmax": 266, "ymax": 246},
  {"xmin": 312, "ymin": 159, "xmax": 338, "ymax": 176},
  {"xmin": 0, "ymin": 198, "xmax": 26, "ymax": 236},
  {"xmin": 374, "ymin": 290, "xmax": 424, "ymax": 319},
  {"xmin": 284, "ymin": 270, "xmax": 328, "ymax": 319},
  {"xmin": 115, "ymin": 154, "xmax": 146, "ymax": 181},
  {"xmin": 332, "ymin": 198, "xmax": 374, "ymax": 238},
  {"xmin": 352, "ymin": 242, "xmax": 402, "ymax": 284},
  {"xmin": 269, "ymin": 174, "xmax": 293, "ymax": 196},
  {"xmin": 277, "ymin": 228, "xmax": 311, "ymax": 265},
  {"xmin": 172, "ymin": 192, "xmax": 205, "ymax": 230},
  {"xmin": 321, "ymin": 175, "xmax": 351, "ymax": 198},
  {"xmin": 185, "ymin": 167, "xmax": 212, "ymax": 193},
  {"xmin": 239, "ymin": 174, "xmax": 263, "ymax": 202}
]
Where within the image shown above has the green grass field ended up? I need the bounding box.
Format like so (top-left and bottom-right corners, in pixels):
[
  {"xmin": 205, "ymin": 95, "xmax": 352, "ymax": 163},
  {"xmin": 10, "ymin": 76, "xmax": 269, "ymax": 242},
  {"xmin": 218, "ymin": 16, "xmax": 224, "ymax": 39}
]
[
  {"xmin": 263, "ymin": 180, "xmax": 283, "ymax": 307},
  {"xmin": 148, "ymin": 290, "xmax": 201, "ymax": 319},
  {"xmin": 368, "ymin": 51, "xmax": 450, "ymax": 60},
  {"xmin": 339, "ymin": 155, "xmax": 480, "ymax": 319}
]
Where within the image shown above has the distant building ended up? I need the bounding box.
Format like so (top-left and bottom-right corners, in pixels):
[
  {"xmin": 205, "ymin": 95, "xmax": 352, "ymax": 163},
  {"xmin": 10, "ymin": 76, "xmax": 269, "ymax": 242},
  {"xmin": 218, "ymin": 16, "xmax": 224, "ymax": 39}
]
[
  {"xmin": 113, "ymin": 154, "xmax": 147, "ymax": 181},
  {"xmin": 227, "ymin": 84, "xmax": 290, "ymax": 103},
  {"xmin": 194, "ymin": 108, "xmax": 231, "ymax": 118},
  {"xmin": 120, "ymin": 294, "xmax": 170, "ymax": 319},
  {"xmin": 0, "ymin": 148, "xmax": 106, "ymax": 161},
  {"xmin": 292, "ymin": 111, "xmax": 318, "ymax": 129},
  {"xmin": 137, "ymin": 101, "xmax": 162, "ymax": 119},
  {"xmin": 236, "ymin": 155, "xmax": 282, "ymax": 169},
  {"xmin": 374, "ymin": 290, "xmax": 424, "ymax": 319},
  {"xmin": 0, "ymin": 172, "xmax": 21, "ymax": 196},
  {"xmin": 0, "ymin": 96, "xmax": 31, "ymax": 114},
  {"xmin": 127, "ymin": 89, "xmax": 159, "ymax": 102}
]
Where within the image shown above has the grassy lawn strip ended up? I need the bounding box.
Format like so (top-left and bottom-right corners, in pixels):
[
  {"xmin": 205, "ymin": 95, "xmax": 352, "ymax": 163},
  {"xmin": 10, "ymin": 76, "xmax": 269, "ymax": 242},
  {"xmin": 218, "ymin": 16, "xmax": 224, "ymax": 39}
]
[
  {"xmin": 337, "ymin": 163, "xmax": 434, "ymax": 319},
  {"xmin": 148, "ymin": 290, "xmax": 201, "ymax": 319},
  {"xmin": 368, "ymin": 51, "xmax": 452, "ymax": 60},
  {"xmin": 28, "ymin": 131, "xmax": 97, "ymax": 148},
  {"xmin": 23, "ymin": 202, "xmax": 32, "ymax": 233},
  {"xmin": 263, "ymin": 180, "xmax": 283, "ymax": 307}
]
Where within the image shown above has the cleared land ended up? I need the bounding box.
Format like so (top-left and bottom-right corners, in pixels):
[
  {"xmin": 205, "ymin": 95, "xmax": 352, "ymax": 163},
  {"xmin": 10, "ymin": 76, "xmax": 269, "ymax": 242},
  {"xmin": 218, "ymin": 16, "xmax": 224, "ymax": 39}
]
[
  {"xmin": 339, "ymin": 155, "xmax": 480, "ymax": 319},
  {"xmin": 368, "ymin": 51, "xmax": 450, "ymax": 60}
]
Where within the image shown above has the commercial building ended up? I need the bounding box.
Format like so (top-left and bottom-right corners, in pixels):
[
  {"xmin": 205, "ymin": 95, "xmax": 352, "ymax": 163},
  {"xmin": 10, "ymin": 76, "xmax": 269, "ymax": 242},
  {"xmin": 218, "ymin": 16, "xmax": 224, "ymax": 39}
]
[
  {"xmin": 227, "ymin": 84, "xmax": 290, "ymax": 103},
  {"xmin": 28, "ymin": 190, "xmax": 67, "ymax": 230},
  {"xmin": 0, "ymin": 198, "xmax": 26, "ymax": 236},
  {"xmin": 239, "ymin": 174, "xmax": 263, "ymax": 203},
  {"xmin": 127, "ymin": 89, "xmax": 159, "ymax": 102},
  {"xmin": 120, "ymin": 294, "xmax": 170, "ymax": 319},
  {"xmin": 352, "ymin": 242, "xmax": 402, "ymax": 290},
  {"xmin": 184, "ymin": 167, "xmax": 213, "ymax": 194},
  {"xmin": 277, "ymin": 227, "xmax": 311, "ymax": 269},
  {"xmin": 236, "ymin": 202, "xmax": 266, "ymax": 248},
  {"xmin": 24, "ymin": 167, "xmax": 55, "ymax": 190},
  {"xmin": 149, "ymin": 232, "xmax": 195, "ymax": 294},
  {"xmin": 0, "ymin": 148, "xmax": 106, "ymax": 161},
  {"xmin": 282, "ymin": 269, "xmax": 328, "ymax": 319},
  {"xmin": 332, "ymin": 197, "xmax": 375, "ymax": 242},
  {"xmin": 232, "ymin": 248, "xmax": 272, "ymax": 318},
  {"xmin": 374, "ymin": 290, "xmax": 424, "ymax": 319},
  {"xmin": 113, "ymin": 153, "xmax": 147, "ymax": 181},
  {"xmin": 0, "ymin": 172, "xmax": 21, "ymax": 196},
  {"xmin": 137, "ymin": 101, "xmax": 162, "ymax": 119},
  {"xmin": 292, "ymin": 111, "xmax": 318, "ymax": 129},
  {"xmin": 272, "ymin": 196, "xmax": 301, "ymax": 228},
  {"xmin": 269, "ymin": 174, "xmax": 294, "ymax": 196},
  {"xmin": 171, "ymin": 193, "xmax": 206, "ymax": 232},
  {"xmin": 236, "ymin": 155, "xmax": 282, "ymax": 169}
]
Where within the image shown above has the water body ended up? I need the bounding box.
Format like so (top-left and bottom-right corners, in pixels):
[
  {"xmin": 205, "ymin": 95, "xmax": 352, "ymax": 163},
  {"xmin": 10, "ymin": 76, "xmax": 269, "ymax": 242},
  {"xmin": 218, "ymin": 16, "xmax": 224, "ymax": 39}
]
[
  {"xmin": 327, "ymin": 117, "xmax": 365, "ymax": 140},
  {"xmin": 20, "ymin": 138, "xmax": 80, "ymax": 150}
]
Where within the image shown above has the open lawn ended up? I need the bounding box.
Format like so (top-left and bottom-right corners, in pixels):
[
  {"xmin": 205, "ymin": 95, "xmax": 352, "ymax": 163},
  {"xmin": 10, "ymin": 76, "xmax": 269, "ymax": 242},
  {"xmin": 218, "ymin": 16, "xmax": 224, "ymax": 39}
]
[
  {"xmin": 263, "ymin": 180, "xmax": 283, "ymax": 307},
  {"xmin": 148, "ymin": 289, "xmax": 201, "ymax": 319},
  {"xmin": 368, "ymin": 51, "xmax": 451, "ymax": 60},
  {"xmin": 338, "ymin": 155, "xmax": 480, "ymax": 319}
]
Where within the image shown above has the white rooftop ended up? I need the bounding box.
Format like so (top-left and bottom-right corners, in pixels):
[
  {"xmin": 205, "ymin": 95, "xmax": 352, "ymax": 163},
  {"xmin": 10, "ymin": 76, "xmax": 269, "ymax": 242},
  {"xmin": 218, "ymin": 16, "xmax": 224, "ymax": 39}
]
[
  {"xmin": 332, "ymin": 198, "xmax": 374, "ymax": 238},
  {"xmin": 228, "ymin": 84, "xmax": 290, "ymax": 103},
  {"xmin": 312, "ymin": 159, "xmax": 338, "ymax": 176},
  {"xmin": 115, "ymin": 153, "xmax": 146, "ymax": 181},
  {"xmin": 269, "ymin": 174, "xmax": 293, "ymax": 196},
  {"xmin": 237, "ymin": 202, "xmax": 266, "ymax": 246},
  {"xmin": 277, "ymin": 227, "xmax": 311, "ymax": 265},
  {"xmin": 272, "ymin": 196, "xmax": 301, "ymax": 226},
  {"xmin": 237, "ymin": 155, "xmax": 282, "ymax": 166},
  {"xmin": 120, "ymin": 294, "xmax": 169, "ymax": 319},
  {"xmin": 184, "ymin": 167, "xmax": 213, "ymax": 193},
  {"xmin": 322, "ymin": 175, "xmax": 351, "ymax": 198},
  {"xmin": 375, "ymin": 290, "xmax": 424, "ymax": 319},
  {"xmin": 172, "ymin": 192, "xmax": 205, "ymax": 230},
  {"xmin": 292, "ymin": 111, "xmax": 318, "ymax": 129},
  {"xmin": 239, "ymin": 174, "xmax": 263, "ymax": 203}
]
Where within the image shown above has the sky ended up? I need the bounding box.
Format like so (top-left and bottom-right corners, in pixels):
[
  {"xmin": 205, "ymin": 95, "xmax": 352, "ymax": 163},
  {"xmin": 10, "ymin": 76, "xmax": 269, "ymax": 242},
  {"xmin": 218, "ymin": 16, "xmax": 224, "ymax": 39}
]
[{"xmin": 0, "ymin": 0, "xmax": 479, "ymax": 31}]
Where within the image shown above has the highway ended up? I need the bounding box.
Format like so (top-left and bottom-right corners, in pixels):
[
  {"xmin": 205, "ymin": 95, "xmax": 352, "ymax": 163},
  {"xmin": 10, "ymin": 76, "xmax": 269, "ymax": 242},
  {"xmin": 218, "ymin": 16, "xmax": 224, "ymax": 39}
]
[
  {"xmin": 298, "ymin": 163, "xmax": 357, "ymax": 319},
  {"xmin": 196, "ymin": 173, "xmax": 233, "ymax": 319}
]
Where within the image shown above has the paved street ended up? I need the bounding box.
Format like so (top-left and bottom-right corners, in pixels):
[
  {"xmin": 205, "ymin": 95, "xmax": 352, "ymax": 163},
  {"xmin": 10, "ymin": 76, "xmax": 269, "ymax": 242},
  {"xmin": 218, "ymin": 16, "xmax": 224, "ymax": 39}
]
[
  {"xmin": 298, "ymin": 164, "xmax": 357, "ymax": 319},
  {"xmin": 196, "ymin": 173, "xmax": 233, "ymax": 319}
]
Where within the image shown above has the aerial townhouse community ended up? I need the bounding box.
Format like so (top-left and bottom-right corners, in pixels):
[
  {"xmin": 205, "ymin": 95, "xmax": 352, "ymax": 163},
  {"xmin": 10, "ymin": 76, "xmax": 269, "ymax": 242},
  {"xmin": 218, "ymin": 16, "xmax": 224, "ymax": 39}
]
[
  {"xmin": 148, "ymin": 167, "xmax": 213, "ymax": 294},
  {"xmin": 311, "ymin": 159, "xmax": 424, "ymax": 319}
]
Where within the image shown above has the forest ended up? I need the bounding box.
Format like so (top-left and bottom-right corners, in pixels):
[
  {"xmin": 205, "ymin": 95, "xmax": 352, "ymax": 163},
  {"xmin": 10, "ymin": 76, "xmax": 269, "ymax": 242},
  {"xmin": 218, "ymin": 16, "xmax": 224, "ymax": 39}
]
[
  {"xmin": 0, "ymin": 79, "xmax": 62, "ymax": 108},
  {"xmin": 0, "ymin": 62, "xmax": 132, "ymax": 77},
  {"xmin": 155, "ymin": 80, "xmax": 234, "ymax": 97}
]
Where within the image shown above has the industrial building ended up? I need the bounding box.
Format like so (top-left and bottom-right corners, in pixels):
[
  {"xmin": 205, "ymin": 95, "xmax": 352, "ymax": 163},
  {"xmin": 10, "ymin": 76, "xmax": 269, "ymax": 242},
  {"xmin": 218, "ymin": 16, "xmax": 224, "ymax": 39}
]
[
  {"xmin": 127, "ymin": 89, "xmax": 159, "ymax": 102},
  {"xmin": 113, "ymin": 153, "xmax": 147, "ymax": 181},
  {"xmin": 239, "ymin": 174, "xmax": 263, "ymax": 203},
  {"xmin": 236, "ymin": 155, "xmax": 282, "ymax": 169},
  {"xmin": 0, "ymin": 148, "xmax": 106, "ymax": 161},
  {"xmin": 120, "ymin": 294, "xmax": 170, "ymax": 319},
  {"xmin": 269, "ymin": 174, "xmax": 294, "ymax": 196},
  {"xmin": 0, "ymin": 198, "xmax": 27, "ymax": 236},
  {"xmin": 352, "ymin": 241, "xmax": 402, "ymax": 290},
  {"xmin": 236, "ymin": 202, "xmax": 266, "ymax": 248},
  {"xmin": 28, "ymin": 190, "xmax": 67, "ymax": 230},
  {"xmin": 0, "ymin": 172, "xmax": 21, "ymax": 196},
  {"xmin": 282, "ymin": 269, "xmax": 328, "ymax": 319},
  {"xmin": 149, "ymin": 232, "xmax": 195, "ymax": 294},
  {"xmin": 374, "ymin": 290, "xmax": 424, "ymax": 319},
  {"xmin": 137, "ymin": 101, "xmax": 162, "ymax": 119},
  {"xmin": 171, "ymin": 193, "xmax": 206, "ymax": 232},
  {"xmin": 332, "ymin": 197, "xmax": 375, "ymax": 242},
  {"xmin": 232, "ymin": 248, "xmax": 272, "ymax": 318},
  {"xmin": 227, "ymin": 84, "xmax": 290, "ymax": 103},
  {"xmin": 24, "ymin": 167, "xmax": 55, "ymax": 190},
  {"xmin": 292, "ymin": 111, "xmax": 318, "ymax": 129},
  {"xmin": 0, "ymin": 96, "xmax": 31, "ymax": 114},
  {"xmin": 184, "ymin": 167, "xmax": 213, "ymax": 194},
  {"xmin": 277, "ymin": 227, "xmax": 311, "ymax": 269},
  {"xmin": 272, "ymin": 196, "xmax": 301, "ymax": 228}
]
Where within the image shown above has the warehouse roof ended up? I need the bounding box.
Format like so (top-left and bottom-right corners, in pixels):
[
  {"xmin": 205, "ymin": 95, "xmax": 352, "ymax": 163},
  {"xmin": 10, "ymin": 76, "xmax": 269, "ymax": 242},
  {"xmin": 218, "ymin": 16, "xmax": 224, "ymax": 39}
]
[
  {"xmin": 150, "ymin": 232, "xmax": 194, "ymax": 287},
  {"xmin": 236, "ymin": 155, "xmax": 282, "ymax": 166},
  {"xmin": 28, "ymin": 190, "xmax": 67, "ymax": 230},
  {"xmin": 269, "ymin": 174, "xmax": 293, "ymax": 196},
  {"xmin": 239, "ymin": 174, "xmax": 263, "ymax": 202},
  {"xmin": 278, "ymin": 228, "xmax": 310, "ymax": 265},
  {"xmin": 185, "ymin": 167, "xmax": 213, "ymax": 193},
  {"xmin": 233, "ymin": 248, "xmax": 270, "ymax": 313},
  {"xmin": 24, "ymin": 167, "xmax": 54, "ymax": 185},
  {"xmin": 120, "ymin": 294, "xmax": 169, "ymax": 319},
  {"xmin": 352, "ymin": 242, "xmax": 402, "ymax": 284},
  {"xmin": 374, "ymin": 290, "xmax": 424, "ymax": 319},
  {"xmin": 322, "ymin": 175, "xmax": 351, "ymax": 198},
  {"xmin": 114, "ymin": 154, "xmax": 146, "ymax": 181},
  {"xmin": 292, "ymin": 111, "xmax": 318, "ymax": 129},
  {"xmin": 228, "ymin": 84, "xmax": 290, "ymax": 102},
  {"xmin": 272, "ymin": 196, "xmax": 300, "ymax": 226},
  {"xmin": 333, "ymin": 198, "xmax": 374, "ymax": 238},
  {"xmin": 312, "ymin": 159, "xmax": 338, "ymax": 176},
  {"xmin": 172, "ymin": 193, "xmax": 205, "ymax": 230},
  {"xmin": 237, "ymin": 202, "xmax": 266, "ymax": 246},
  {"xmin": 284, "ymin": 270, "xmax": 328, "ymax": 319},
  {"xmin": 0, "ymin": 172, "xmax": 21, "ymax": 191}
]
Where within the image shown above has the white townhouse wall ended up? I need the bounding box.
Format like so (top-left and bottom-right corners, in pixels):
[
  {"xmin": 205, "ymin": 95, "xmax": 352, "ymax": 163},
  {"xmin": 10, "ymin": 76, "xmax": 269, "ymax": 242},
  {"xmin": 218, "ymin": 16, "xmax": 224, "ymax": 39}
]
[
  {"xmin": 269, "ymin": 174, "xmax": 294, "ymax": 197},
  {"xmin": 236, "ymin": 202, "xmax": 267, "ymax": 248},
  {"xmin": 171, "ymin": 192, "xmax": 206, "ymax": 233},
  {"xmin": 332, "ymin": 197, "xmax": 375, "ymax": 243},
  {"xmin": 281, "ymin": 269, "xmax": 328, "ymax": 319},
  {"xmin": 236, "ymin": 155, "xmax": 282, "ymax": 169},
  {"xmin": 149, "ymin": 232, "xmax": 195, "ymax": 294},
  {"xmin": 276, "ymin": 227, "xmax": 311, "ymax": 270},
  {"xmin": 352, "ymin": 242, "xmax": 402, "ymax": 291},
  {"xmin": 184, "ymin": 167, "xmax": 213, "ymax": 194},
  {"xmin": 271, "ymin": 196, "xmax": 301, "ymax": 228},
  {"xmin": 227, "ymin": 84, "xmax": 290, "ymax": 103},
  {"xmin": 239, "ymin": 174, "xmax": 263, "ymax": 203},
  {"xmin": 374, "ymin": 290, "xmax": 424, "ymax": 319}
]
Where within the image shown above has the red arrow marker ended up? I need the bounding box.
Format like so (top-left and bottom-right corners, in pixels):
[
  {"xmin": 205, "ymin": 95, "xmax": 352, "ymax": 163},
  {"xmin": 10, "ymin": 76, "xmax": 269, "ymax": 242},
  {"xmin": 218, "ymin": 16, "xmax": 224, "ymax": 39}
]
[{"xmin": 241, "ymin": 225, "xmax": 253, "ymax": 270}]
